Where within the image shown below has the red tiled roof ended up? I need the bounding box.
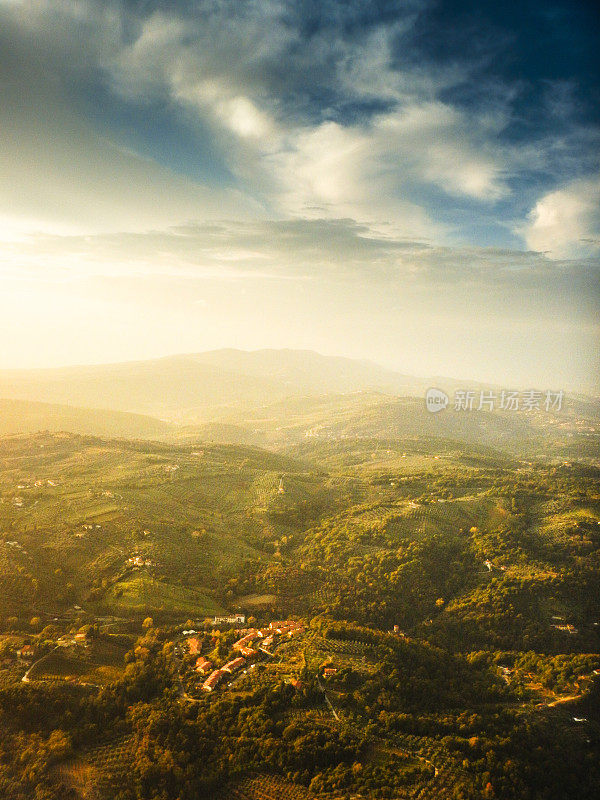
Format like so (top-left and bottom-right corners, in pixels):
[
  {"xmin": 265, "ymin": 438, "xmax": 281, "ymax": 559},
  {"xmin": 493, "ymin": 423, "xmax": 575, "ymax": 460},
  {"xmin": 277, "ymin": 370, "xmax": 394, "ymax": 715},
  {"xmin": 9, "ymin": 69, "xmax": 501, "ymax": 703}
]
[
  {"xmin": 222, "ymin": 657, "xmax": 245, "ymax": 673},
  {"xmin": 187, "ymin": 637, "xmax": 202, "ymax": 655},
  {"xmin": 233, "ymin": 633, "xmax": 257, "ymax": 650},
  {"xmin": 202, "ymin": 669, "xmax": 224, "ymax": 691}
]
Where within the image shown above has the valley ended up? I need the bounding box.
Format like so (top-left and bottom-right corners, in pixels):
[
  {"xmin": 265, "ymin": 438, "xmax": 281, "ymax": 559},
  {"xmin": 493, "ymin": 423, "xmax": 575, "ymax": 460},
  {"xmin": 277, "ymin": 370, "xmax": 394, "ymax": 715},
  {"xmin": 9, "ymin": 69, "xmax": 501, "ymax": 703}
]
[{"xmin": 0, "ymin": 351, "xmax": 598, "ymax": 799}]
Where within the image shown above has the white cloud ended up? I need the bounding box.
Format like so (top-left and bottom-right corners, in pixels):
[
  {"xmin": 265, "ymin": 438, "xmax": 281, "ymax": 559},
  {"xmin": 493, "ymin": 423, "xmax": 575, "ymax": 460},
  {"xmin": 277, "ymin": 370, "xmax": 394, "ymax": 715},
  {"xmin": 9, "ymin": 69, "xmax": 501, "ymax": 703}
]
[
  {"xmin": 263, "ymin": 102, "xmax": 506, "ymax": 239},
  {"xmin": 3, "ymin": 219, "xmax": 597, "ymax": 293},
  {"xmin": 0, "ymin": 1, "xmax": 597, "ymax": 388},
  {"xmin": 2, "ymin": 219, "xmax": 597, "ymax": 388},
  {"xmin": 374, "ymin": 103, "xmax": 507, "ymax": 200},
  {"xmin": 523, "ymin": 174, "xmax": 600, "ymax": 258},
  {"xmin": 0, "ymin": 0, "xmax": 597, "ymax": 255},
  {"xmin": 87, "ymin": 1, "xmax": 508, "ymax": 232}
]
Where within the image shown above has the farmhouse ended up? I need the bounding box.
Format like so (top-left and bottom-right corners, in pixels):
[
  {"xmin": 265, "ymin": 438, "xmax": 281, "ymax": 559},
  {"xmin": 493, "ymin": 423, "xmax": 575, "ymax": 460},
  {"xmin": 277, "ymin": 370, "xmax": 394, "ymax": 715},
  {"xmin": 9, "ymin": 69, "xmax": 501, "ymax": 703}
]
[
  {"xmin": 552, "ymin": 623, "xmax": 579, "ymax": 634},
  {"xmin": 186, "ymin": 637, "xmax": 202, "ymax": 655},
  {"xmin": 222, "ymin": 657, "xmax": 246, "ymax": 674},
  {"xmin": 194, "ymin": 657, "xmax": 212, "ymax": 675},
  {"xmin": 202, "ymin": 669, "xmax": 224, "ymax": 692},
  {"xmin": 213, "ymin": 613, "xmax": 246, "ymax": 625},
  {"xmin": 17, "ymin": 645, "xmax": 35, "ymax": 659},
  {"xmin": 127, "ymin": 555, "xmax": 152, "ymax": 568}
]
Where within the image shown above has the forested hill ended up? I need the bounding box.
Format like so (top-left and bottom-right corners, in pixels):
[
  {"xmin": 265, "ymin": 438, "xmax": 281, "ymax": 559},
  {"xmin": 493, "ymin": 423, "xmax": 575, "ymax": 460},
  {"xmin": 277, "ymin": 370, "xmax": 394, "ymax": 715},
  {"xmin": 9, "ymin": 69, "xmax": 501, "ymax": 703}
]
[
  {"xmin": 0, "ymin": 431, "xmax": 598, "ymax": 799},
  {"xmin": 0, "ymin": 399, "xmax": 175, "ymax": 440}
]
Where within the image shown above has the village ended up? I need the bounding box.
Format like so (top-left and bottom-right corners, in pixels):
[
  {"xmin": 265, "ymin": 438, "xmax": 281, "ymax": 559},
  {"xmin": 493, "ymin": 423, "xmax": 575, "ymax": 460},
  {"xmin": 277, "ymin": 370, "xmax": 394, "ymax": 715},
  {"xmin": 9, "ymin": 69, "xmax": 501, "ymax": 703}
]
[{"xmin": 177, "ymin": 618, "xmax": 306, "ymax": 695}]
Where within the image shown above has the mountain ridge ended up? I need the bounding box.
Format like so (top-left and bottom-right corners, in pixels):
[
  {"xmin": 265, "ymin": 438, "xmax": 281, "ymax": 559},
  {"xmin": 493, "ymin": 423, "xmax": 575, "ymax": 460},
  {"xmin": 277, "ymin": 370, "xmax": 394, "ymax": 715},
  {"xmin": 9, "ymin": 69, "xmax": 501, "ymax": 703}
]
[{"xmin": 0, "ymin": 348, "xmax": 425, "ymax": 423}]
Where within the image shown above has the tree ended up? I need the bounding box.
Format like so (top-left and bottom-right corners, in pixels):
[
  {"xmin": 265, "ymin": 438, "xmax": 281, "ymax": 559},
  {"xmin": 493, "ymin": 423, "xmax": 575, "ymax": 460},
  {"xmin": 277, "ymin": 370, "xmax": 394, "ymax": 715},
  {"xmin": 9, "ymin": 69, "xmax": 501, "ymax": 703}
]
[{"xmin": 47, "ymin": 730, "xmax": 72, "ymax": 764}]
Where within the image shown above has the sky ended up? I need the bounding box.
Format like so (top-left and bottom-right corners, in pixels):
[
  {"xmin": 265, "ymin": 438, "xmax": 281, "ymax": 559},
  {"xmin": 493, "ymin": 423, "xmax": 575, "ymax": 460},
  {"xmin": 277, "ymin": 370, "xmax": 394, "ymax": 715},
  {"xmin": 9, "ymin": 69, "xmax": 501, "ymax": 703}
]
[{"xmin": 1, "ymin": 0, "xmax": 599, "ymax": 391}]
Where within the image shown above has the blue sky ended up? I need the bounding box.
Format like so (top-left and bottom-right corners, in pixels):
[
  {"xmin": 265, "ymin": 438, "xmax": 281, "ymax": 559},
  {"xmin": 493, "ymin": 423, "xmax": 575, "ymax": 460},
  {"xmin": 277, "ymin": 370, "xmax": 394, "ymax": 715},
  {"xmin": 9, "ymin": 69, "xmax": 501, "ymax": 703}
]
[{"xmin": 0, "ymin": 0, "xmax": 598, "ymax": 389}]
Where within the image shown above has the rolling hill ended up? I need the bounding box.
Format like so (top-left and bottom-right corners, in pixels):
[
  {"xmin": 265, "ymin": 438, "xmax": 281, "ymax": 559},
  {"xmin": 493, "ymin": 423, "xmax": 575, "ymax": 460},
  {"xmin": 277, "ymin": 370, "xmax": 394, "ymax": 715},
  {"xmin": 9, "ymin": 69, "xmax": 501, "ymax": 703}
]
[
  {"xmin": 0, "ymin": 350, "xmax": 597, "ymax": 458},
  {"xmin": 0, "ymin": 429, "xmax": 598, "ymax": 800},
  {"xmin": 0, "ymin": 349, "xmax": 439, "ymax": 423},
  {"xmin": 0, "ymin": 432, "xmax": 359, "ymax": 617},
  {"xmin": 184, "ymin": 391, "xmax": 600, "ymax": 459},
  {"xmin": 0, "ymin": 355, "xmax": 281, "ymax": 422},
  {"xmin": 0, "ymin": 399, "xmax": 175, "ymax": 440}
]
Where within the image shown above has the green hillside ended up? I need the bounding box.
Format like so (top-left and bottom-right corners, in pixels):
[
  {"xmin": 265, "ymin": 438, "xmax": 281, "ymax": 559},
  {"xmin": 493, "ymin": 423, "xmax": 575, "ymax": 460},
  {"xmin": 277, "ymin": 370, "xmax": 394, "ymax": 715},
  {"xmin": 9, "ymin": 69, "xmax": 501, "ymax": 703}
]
[
  {"xmin": 1, "ymin": 352, "xmax": 597, "ymax": 462},
  {"xmin": 0, "ymin": 432, "xmax": 358, "ymax": 618},
  {"xmin": 0, "ymin": 399, "xmax": 174, "ymax": 440},
  {"xmin": 0, "ymin": 429, "xmax": 598, "ymax": 800},
  {"xmin": 205, "ymin": 392, "xmax": 600, "ymax": 459}
]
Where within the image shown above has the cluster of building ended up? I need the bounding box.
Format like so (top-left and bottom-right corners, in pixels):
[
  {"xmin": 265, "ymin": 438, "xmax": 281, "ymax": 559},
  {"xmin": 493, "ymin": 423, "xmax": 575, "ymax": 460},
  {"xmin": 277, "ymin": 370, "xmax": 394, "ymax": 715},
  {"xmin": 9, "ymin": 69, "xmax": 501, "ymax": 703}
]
[
  {"xmin": 550, "ymin": 615, "xmax": 579, "ymax": 635},
  {"xmin": 268, "ymin": 620, "xmax": 304, "ymax": 634},
  {"xmin": 16, "ymin": 644, "xmax": 35, "ymax": 660},
  {"xmin": 55, "ymin": 630, "xmax": 90, "ymax": 649},
  {"xmin": 233, "ymin": 620, "xmax": 304, "ymax": 653},
  {"xmin": 212, "ymin": 614, "xmax": 246, "ymax": 626},
  {"xmin": 200, "ymin": 659, "xmax": 248, "ymax": 692},
  {"xmin": 199, "ymin": 620, "xmax": 304, "ymax": 693},
  {"xmin": 552, "ymin": 623, "xmax": 579, "ymax": 634},
  {"xmin": 127, "ymin": 554, "xmax": 153, "ymax": 568},
  {"xmin": 14, "ymin": 479, "xmax": 57, "ymax": 491}
]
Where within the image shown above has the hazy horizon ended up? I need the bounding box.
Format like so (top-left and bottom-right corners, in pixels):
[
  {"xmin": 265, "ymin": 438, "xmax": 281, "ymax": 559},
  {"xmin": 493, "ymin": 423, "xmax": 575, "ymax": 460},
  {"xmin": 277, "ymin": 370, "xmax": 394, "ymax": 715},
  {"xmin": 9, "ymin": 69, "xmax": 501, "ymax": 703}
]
[
  {"xmin": 0, "ymin": 345, "xmax": 596, "ymax": 398},
  {"xmin": 1, "ymin": 0, "xmax": 599, "ymax": 392}
]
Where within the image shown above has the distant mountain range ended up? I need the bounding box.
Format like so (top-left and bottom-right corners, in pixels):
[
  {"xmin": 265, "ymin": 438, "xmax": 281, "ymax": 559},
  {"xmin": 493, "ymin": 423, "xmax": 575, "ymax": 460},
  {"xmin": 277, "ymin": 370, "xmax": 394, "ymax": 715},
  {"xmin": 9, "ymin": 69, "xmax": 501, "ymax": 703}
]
[
  {"xmin": 0, "ymin": 350, "xmax": 597, "ymax": 456},
  {"xmin": 0, "ymin": 349, "xmax": 430, "ymax": 423},
  {"xmin": 0, "ymin": 399, "xmax": 174, "ymax": 440}
]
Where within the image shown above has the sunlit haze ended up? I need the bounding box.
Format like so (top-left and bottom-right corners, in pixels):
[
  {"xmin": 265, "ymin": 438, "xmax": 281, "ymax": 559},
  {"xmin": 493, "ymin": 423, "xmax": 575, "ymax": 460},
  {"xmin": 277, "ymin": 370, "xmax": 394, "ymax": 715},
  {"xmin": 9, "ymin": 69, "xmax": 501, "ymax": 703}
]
[{"xmin": 1, "ymin": 0, "xmax": 598, "ymax": 391}]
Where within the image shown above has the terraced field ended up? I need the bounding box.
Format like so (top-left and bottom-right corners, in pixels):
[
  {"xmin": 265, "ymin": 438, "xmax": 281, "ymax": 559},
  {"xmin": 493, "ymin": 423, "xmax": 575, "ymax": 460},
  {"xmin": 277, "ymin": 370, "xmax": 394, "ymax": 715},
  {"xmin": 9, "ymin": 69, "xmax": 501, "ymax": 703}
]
[
  {"xmin": 0, "ymin": 433, "xmax": 351, "ymax": 620},
  {"xmin": 101, "ymin": 574, "xmax": 225, "ymax": 616},
  {"xmin": 26, "ymin": 637, "xmax": 130, "ymax": 685},
  {"xmin": 221, "ymin": 774, "xmax": 320, "ymax": 800}
]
